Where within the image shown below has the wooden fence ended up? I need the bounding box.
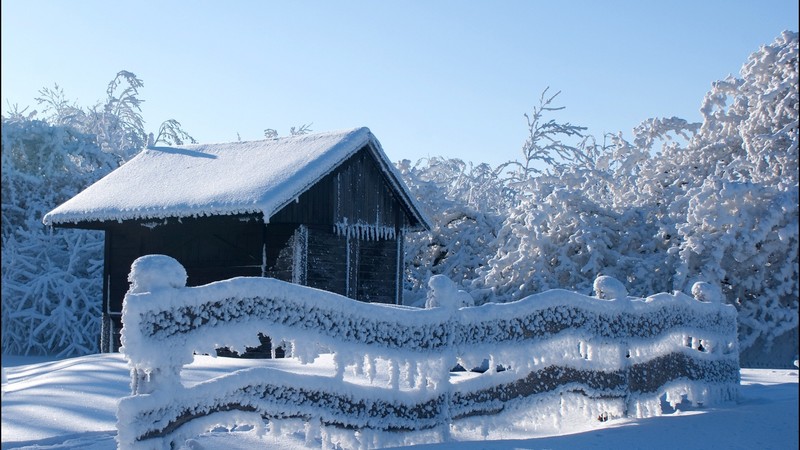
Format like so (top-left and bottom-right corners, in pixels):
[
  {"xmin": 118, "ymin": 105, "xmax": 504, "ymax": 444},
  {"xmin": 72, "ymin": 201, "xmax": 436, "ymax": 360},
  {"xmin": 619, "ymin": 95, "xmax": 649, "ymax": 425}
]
[{"xmin": 116, "ymin": 255, "xmax": 739, "ymax": 449}]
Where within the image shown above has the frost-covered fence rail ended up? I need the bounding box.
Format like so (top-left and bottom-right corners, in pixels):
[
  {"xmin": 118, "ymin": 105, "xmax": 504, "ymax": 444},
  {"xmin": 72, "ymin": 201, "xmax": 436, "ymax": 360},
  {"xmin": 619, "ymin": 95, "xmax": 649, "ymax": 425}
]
[{"xmin": 117, "ymin": 256, "xmax": 740, "ymax": 449}]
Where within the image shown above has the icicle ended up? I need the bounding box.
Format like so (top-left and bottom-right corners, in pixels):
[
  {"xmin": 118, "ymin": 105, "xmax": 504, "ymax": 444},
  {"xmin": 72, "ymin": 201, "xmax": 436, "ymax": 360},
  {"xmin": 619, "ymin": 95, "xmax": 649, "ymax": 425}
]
[
  {"xmin": 408, "ymin": 359, "xmax": 418, "ymax": 389},
  {"xmin": 304, "ymin": 418, "xmax": 320, "ymax": 447},
  {"xmin": 367, "ymin": 356, "xmax": 377, "ymax": 383},
  {"xmin": 334, "ymin": 222, "xmax": 396, "ymax": 241},
  {"xmin": 270, "ymin": 419, "xmax": 282, "ymax": 437},
  {"xmin": 579, "ymin": 341, "xmax": 590, "ymax": 360},
  {"xmin": 261, "ymin": 243, "xmax": 267, "ymax": 277},
  {"xmin": 345, "ymin": 233, "xmax": 351, "ymax": 294},
  {"xmin": 356, "ymin": 429, "xmax": 374, "ymax": 450},
  {"xmin": 481, "ymin": 422, "xmax": 490, "ymax": 438},
  {"xmin": 333, "ymin": 352, "xmax": 345, "ymax": 381},
  {"xmin": 389, "ymin": 358, "xmax": 400, "ymax": 390},
  {"xmin": 353, "ymin": 355, "xmax": 364, "ymax": 376}
]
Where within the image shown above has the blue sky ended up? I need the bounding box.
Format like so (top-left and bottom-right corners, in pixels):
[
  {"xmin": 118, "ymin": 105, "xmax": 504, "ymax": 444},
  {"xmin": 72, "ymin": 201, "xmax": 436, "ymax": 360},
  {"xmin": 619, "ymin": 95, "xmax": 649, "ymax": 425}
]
[{"xmin": 2, "ymin": 0, "xmax": 798, "ymax": 166}]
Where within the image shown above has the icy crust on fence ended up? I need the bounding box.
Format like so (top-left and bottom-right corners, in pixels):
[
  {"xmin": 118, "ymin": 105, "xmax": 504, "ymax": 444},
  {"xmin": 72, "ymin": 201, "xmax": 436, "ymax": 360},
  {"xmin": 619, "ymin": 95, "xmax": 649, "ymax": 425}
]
[
  {"xmin": 120, "ymin": 275, "xmax": 739, "ymax": 374},
  {"xmin": 118, "ymin": 256, "xmax": 739, "ymax": 449},
  {"xmin": 117, "ymin": 359, "xmax": 739, "ymax": 449},
  {"xmin": 117, "ymin": 366, "xmax": 448, "ymax": 447}
]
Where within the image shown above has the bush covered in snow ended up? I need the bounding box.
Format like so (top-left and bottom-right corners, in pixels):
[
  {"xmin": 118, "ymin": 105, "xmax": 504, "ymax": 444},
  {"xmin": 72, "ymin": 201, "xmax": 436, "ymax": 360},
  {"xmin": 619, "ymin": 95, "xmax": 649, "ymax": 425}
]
[
  {"xmin": 1, "ymin": 118, "xmax": 113, "ymax": 356},
  {"xmin": 405, "ymin": 32, "xmax": 798, "ymax": 367},
  {"xmin": 1, "ymin": 72, "xmax": 194, "ymax": 356}
]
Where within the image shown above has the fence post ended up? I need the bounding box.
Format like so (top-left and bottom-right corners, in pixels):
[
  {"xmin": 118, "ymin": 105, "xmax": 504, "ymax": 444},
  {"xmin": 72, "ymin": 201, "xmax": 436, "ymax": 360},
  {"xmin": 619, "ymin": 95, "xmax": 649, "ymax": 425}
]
[
  {"xmin": 592, "ymin": 275, "xmax": 632, "ymax": 418},
  {"xmin": 122, "ymin": 254, "xmax": 188, "ymax": 396},
  {"xmin": 425, "ymin": 274, "xmax": 472, "ymax": 440}
]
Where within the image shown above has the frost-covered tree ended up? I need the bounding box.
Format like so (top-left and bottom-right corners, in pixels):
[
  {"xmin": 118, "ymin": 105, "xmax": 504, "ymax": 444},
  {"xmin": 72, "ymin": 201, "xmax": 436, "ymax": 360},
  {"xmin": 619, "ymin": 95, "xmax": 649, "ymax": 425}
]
[
  {"xmin": 264, "ymin": 123, "xmax": 314, "ymax": 139},
  {"xmin": 400, "ymin": 157, "xmax": 506, "ymax": 306},
  {"xmin": 674, "ymin": 179, "xmax": 798, "ymax": 353},
  {"xmin": 475, "ymin": 165, "xmax": 669, "ymax": 303},
  {"xmin": 2, "ymin": 71, "xmax": 195, "ymax": 356},
  {"xmin": 666, "ymin": 31, "xmax": 799, "ymax": 366},
  {"xmin": 496, "ymin": 88, "xmax": 588, "ymax": 190},
  {"xmin": 36, "ymin": 71, "xmax": 196, "ymax": 159},
  {"xmin": 1, "ymin": 118, "xmax": 114, "ymax": 356},
  {"xmin": 471, "ymin": 32, "xmax": 797, "ymax": 367}
]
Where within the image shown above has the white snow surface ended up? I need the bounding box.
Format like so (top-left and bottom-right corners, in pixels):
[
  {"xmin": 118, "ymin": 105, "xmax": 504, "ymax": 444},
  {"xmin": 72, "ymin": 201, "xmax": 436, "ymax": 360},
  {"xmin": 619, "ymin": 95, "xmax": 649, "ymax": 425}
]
[
  {"xmin": 42, "ymin": 127, "xmax": 428, "ymax": 228},
  {"xmin": 2, "ymin": 354, "xmax": 797, "ymax": 450}
]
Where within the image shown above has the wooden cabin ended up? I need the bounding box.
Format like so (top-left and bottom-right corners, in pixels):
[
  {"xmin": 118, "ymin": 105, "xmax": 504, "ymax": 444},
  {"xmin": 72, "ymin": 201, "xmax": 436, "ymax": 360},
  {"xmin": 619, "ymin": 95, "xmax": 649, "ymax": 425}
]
[{"xmin": 43, "ymin": 127, "xmax": 430, "ymax": 352}]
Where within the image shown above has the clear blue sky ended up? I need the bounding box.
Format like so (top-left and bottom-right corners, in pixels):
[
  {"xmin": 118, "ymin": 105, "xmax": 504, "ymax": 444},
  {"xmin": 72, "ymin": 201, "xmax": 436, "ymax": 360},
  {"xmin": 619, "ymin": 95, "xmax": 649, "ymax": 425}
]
[{"xmin": 2, "ymin": 0, "xmax": 798, "ymax": 166}]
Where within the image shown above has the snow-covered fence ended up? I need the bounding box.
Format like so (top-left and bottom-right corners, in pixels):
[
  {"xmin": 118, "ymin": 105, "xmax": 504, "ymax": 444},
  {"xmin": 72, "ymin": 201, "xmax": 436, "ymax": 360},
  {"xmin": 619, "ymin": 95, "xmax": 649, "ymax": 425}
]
[{"xmin": 117, "ymin": 255, "xmax": 739, "ymax": 449}]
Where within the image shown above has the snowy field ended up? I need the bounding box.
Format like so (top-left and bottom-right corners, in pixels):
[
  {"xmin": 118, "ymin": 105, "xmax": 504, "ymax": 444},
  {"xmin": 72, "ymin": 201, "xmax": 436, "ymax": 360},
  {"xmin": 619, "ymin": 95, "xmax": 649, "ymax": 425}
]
[{"xmin": 1, "ymin": 354, "xmax": 797, "ymax": 450}]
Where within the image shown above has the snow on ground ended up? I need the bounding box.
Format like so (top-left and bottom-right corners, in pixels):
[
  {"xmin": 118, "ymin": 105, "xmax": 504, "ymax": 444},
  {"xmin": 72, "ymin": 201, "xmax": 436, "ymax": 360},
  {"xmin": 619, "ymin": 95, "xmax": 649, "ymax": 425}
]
[{"xmin": 1, "ymin": 354, "xmax": 797, "ymax": 450}]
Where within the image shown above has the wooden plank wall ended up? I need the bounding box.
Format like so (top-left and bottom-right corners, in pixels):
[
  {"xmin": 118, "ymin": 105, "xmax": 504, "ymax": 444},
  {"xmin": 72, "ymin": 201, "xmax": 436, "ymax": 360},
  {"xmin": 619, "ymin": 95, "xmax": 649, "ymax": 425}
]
[{"xmin": 270, "ymin": 146, "xmax": 413, "ymax": 231}]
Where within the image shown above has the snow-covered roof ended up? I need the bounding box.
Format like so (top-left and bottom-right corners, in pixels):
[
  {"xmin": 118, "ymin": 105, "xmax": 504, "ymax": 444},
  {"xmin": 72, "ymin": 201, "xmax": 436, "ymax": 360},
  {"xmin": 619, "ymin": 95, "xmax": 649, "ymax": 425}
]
[{"xmin": 43, "ymin": 127, "xmax": 430, "ymax": 229}]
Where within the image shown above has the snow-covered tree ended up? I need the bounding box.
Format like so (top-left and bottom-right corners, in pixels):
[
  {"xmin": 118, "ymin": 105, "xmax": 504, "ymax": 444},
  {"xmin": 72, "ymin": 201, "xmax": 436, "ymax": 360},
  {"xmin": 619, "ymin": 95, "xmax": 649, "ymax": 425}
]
[
  {"xmin": 1, "ymin": 118, "xmax": 114, "ymax": 356},
  {"xmin": 674, "ymin": 179, "xmax": 798, "ymax": 353},
  {"xmin": 471, "ymin": 32, "xmax": 797, "ymax": 367},
  {"xmin": 400, "ymin": 157, "xmax": 506, "ymax": 306},
  {"xmin": 474, "ymin": 166, "xmax": 670, "ymax": 303},
  {"xmin": 2, "ymin": 71, "xmax": 195, "ymax": 356},
  {"xmin": 667, "ymin": 31, "xmax": 799, "ymax": 365},
  {"xmin": 496, "ymin": 88, "xmax": 588, "ymax": 186}
]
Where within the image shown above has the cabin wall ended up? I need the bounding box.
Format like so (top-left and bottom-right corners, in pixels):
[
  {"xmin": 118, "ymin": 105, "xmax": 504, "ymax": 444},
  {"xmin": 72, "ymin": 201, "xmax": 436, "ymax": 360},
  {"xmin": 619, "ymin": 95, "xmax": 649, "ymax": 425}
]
[
  {"xmin": 301, "ymin": 224, "xmax": 398, "ymax": 304},
  {"xmin": 103, "ymin": 215, "xmax": 265, "ymax": 351},
  {"xmin": 306, "ymin": 224, "xmax": 348, "ymax": 295},
  {"xmin": 106, "ymin": 216, "xmax": 263, "ymax": 299},
  {"xmin": 263, "ymin": 223, "xmax": 299, "ymax": 283},
  {"xmin": 268, "ymin": 146, "xmax": 409, "ymax": 304},
  {"xmin": 353, "ymin": 236, "xmax": 398, "ymax": 304},
  {"xmin": 271, "ymin": 146, "xmax": 413, "ymax": 231}
]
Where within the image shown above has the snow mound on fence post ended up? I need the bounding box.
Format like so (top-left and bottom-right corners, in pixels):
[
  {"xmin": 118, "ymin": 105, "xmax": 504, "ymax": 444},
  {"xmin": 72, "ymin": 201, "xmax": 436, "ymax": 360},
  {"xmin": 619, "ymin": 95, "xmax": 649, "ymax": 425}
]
[
  {"xmin": 426, "ymin": 275, "xmax": 474, "ymax": 309},
  {"xmin": 127, "ymin": 254, "xmax": 187, "ymax": 293},
  {"xmin": 121, "ymin": 255, "xmax": 193, "ymax": 397},
  {"xmin": 593, "ymin": 275, "xmax": 628, "ymax": 300},
  {"xmin": 691, "ymin": 281, "xmax": 723, "ymax": 304}
]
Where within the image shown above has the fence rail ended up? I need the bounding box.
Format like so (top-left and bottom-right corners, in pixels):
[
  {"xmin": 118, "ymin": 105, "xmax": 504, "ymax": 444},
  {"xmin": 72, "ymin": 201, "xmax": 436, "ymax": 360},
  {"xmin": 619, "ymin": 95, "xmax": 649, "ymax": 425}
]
[{"xmin": 116, "ymin": 255, "xmax": 739, "ymax": 449}]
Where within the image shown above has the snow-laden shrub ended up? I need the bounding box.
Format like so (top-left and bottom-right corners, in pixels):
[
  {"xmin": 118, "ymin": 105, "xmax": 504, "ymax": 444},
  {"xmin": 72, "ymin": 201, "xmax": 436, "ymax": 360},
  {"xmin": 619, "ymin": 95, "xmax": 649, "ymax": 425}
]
[
  {"xmin": 1, "ymin": 118, "xmax": 115, "ymax": 356},
  {"xmin": 674, "ymin": 179, "xmax": 798, "ymax": 354},
  {"xmin": 472, "ymin": 32, "xmax": 798, "ymax": 366},
  {"xmin": 667, "ymin": 31, "xmax": 799, "ymax": 363},
  {"xmin": 475, "ymin": 174, "xmax": 670, "ymax": 303},
  {"xmin": 2, "ymin": 71, "xmax": 194, "ymax": 357},
  {"xmin": 399, "ymin": 158, "xmax": 505, "ymax": 306}
]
